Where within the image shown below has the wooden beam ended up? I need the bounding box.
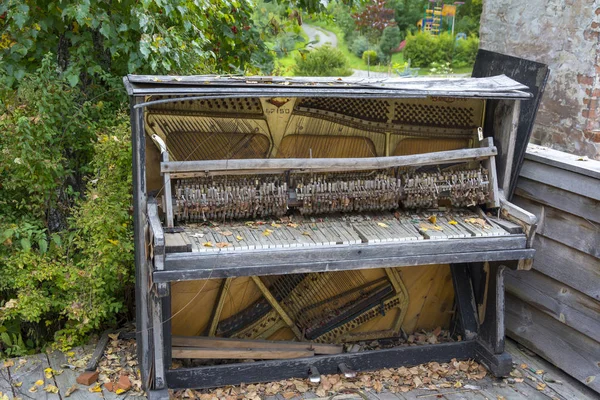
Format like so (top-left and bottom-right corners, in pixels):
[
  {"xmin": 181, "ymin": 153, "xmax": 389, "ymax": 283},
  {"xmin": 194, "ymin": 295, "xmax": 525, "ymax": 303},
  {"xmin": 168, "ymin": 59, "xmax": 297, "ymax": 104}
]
[
  {"xmin": 172, "ymin": 336, "xmax": 342, "ymax": 355},
  {"xmin": 161, "ymin": 146, "xmax": 497, "ymax": 175},
  {"xmin": 251, "ymin": 276, "xmax": 304, "ymax": 340},
  {"xmin": 172, "ymin": 347, "xmax": 314, "ymax": 360},
  {"xmin": 207, "ymin": 278, "xmax": 232, "ymax": 337}
]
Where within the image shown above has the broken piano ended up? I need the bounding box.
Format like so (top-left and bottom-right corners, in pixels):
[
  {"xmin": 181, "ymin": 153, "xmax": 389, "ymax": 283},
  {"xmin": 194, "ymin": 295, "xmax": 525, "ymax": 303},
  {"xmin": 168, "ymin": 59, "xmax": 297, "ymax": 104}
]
[{"xmin": 124, "ymin": 75, "xmax": 538, "ymax": 396}]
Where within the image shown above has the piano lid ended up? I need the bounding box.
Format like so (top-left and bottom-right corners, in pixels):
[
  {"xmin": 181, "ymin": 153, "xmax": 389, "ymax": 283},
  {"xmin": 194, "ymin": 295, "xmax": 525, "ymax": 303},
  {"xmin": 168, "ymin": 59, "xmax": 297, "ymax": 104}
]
[{"xmin": 123, "ymin": 74, "xmax": 532, "ymax": 101}]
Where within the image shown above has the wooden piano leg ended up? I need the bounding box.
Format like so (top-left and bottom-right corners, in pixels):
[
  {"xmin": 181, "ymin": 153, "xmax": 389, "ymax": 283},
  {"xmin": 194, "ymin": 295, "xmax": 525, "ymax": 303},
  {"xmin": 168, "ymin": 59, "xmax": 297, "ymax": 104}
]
[
  {"xmin": 450, "ymin": 264, "xmax": 480, "ymax": 341},
  {"xmin": 466, "ymin": 262, "xmax": 513, "ymax": 377}
]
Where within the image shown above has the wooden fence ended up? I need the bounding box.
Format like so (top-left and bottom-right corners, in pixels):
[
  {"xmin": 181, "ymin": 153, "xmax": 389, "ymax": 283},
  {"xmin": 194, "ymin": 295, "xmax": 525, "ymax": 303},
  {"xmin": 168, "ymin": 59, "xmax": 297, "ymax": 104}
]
[{"xmin": 505, "ymin": 144, "xmax": 600, "ymax": 393}]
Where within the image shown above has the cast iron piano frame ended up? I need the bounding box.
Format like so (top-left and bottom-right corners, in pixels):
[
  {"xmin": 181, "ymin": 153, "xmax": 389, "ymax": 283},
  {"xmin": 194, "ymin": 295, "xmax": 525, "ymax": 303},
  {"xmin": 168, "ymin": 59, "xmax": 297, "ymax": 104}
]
[{"xmin": 124, "ymin": 75, "xmax": 538, "ymax": 399}]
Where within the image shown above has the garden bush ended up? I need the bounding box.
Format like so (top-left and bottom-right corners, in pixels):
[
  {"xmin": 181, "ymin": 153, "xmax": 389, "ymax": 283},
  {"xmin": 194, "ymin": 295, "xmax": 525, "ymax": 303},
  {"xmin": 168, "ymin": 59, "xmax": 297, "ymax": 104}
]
[
  {"xmin": 453, "ymin": 35, "xmax": 480, "ymax": 68},
  {"xmin": 362, "ymin": 50, "xmax": 378, "ymax": 65},
  {"xmin": 404, "ymin": 31, "xmax": 477, "ymax": 69},
  {"xmin": 293, "ymin": 45, "xmax": 352, "ymax": 76},
  {"xmin": 350, "ymin": 35, "xmax": 371, "ymax": 58},
  {"xmin": 0, "ymin": 57, "xmax": 134, "ymax": 353}
]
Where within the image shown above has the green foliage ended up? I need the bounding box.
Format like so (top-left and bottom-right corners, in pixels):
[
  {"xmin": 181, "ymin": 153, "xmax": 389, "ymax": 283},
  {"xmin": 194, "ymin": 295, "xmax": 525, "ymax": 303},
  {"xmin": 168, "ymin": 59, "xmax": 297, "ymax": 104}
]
[
  {"xmin": 390, "ymin": 0, "xmax": 426, "ymax": 39},
  {"xmin": 0, "ymin": 58, "xmax": 133, "ymax": 352},
  {"xmin": 0, "ymin": 0, "xmax": 272, "ymax": 87},
  {"xmin": 378, "ymin": 26, "xmax": 401, "ymax": 57},
  {"xmin": 349, "ymin": 35, "xmax": 371, "ymax": 58},
  {"xmin": 293, "ymin": 45, "xmax": 352, "ymax": 76},
  {"xmin": 453, "ymin": 35, "xmax": 480, "ymax": 68},
  {"xmin": 404, "ymin": 31, "xmax": 470, "ymax": 69},
  {"xmin": 429, "ymin": 61, "xmax": 453, "ymax": 75},
  {"xmin": 454, "ymin": 0, "xmax": 482, "ymax": 35},
  {"xmin": 403, "ymin": 31, "xmax": 437, "ymax": 68},
  {"xmin": 362, "ymin": 50, "xmax": 378, "ymax": 65}
]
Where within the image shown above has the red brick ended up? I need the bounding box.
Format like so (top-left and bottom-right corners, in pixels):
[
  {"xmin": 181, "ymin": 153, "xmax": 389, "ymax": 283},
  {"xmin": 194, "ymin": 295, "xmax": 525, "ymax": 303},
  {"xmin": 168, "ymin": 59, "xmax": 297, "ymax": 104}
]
[
  {"xmin": 116, "ymin": 374, "xmax": 132, "ymax": 392},
  {"xmin": 76, "ymin": 370, "xmax": 99, "ymax": 386},
  {"xmin": 104, "ymin": 382, "xmax": 115, "ymax": 392},
  {"xmin": 577, "ymin": 74, "xmax": 594, "ymax": 86}
]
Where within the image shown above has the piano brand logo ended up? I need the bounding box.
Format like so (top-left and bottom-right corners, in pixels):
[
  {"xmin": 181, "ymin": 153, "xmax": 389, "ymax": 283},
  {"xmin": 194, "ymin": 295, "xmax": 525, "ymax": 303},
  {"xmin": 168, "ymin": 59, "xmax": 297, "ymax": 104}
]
[{"xmin": 266, "ymin": 97, "xmax": 291, "ymax": 108}]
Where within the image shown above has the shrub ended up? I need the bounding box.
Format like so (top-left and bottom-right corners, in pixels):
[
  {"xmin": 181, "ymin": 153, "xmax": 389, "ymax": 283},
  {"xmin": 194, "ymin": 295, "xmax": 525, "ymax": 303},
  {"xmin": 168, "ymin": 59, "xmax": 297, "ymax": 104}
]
[
  {"xmin": 350, "ymin": 35, "xmax": 371, "ymax": 58},
  {"xmin": 362, "ymin": 50, "xmax": 378, "ymax": 65},
  {"xmin": 0, "ymin": 57, "xmax": 134, "ymax": 352},
  {"xmin": 403, "ymin": 31, "xmax": 438, "ymax": 68},
  {"xmin": 293, "ymin": 45, "xmax": 352, "ymax": 77},
  {"xmin": 404, "ymin": 31, "xmax": 465, "ymax": 68},
  {"xmin": 453, "ymin": 35, "xmax": 480, "ymax": 68}
]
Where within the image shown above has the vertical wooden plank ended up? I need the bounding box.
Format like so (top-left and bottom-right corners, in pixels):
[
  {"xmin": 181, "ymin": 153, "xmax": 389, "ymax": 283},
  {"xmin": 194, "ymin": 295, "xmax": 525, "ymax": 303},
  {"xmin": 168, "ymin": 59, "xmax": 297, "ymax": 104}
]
[
  {"xmin": 450, "ymin": 264, "xmax": 479, "ymax": 340},
  {"xmin": 479, "ymin": 263, "xmax": 506, "ymax": 354},
  {"xmin": 130, "ymin": 95, "xmax": 152, "ymax": 391},
  {"xmin": 492, "ymin": 99, "xmax": 520, "ymax": 194}
]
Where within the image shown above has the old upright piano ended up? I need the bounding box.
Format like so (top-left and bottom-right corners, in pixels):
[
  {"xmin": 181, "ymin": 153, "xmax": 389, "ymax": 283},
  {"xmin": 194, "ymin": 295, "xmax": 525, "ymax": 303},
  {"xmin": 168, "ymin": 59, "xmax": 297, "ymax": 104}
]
[{"xmin": 124, "ymin": 74, "xmax": 538, "ymax": 399}]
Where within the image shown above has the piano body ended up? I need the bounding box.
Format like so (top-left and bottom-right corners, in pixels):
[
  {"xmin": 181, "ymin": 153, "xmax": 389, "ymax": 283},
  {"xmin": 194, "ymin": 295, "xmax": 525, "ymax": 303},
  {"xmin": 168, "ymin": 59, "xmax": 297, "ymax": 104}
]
[{"xmin": 123, "ymin": 75, "xmax": 538, "ymax": 397}]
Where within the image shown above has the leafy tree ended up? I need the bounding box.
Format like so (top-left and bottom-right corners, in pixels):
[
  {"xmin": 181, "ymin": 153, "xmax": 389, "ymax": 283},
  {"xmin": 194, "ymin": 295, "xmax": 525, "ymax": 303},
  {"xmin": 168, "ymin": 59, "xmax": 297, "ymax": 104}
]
[
  {"xmin": 378, "ymin": 25, "xmax": 401, "ymax": 56},
  {"xmin": 390, "ymin": 0, "xmax": 426, "ymax": 40},
  {"xmin": 0, "ymin": 0, "xmax": 272, "ymax": 88},
  {"xmin": 454, "ymin": 0, "xmax": 482, "ymax": 35},
  {"xmin": 353, "ymin": 0, "xmax": 396, "ymax": 41}
]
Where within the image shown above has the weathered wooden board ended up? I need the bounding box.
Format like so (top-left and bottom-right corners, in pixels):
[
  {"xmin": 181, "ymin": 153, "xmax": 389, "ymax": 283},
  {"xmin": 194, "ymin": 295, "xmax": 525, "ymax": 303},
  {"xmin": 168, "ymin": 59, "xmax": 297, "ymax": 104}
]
[
  {"xmin": 515, "ymin": 176, "xmax": 600, "ymax": 224},
  {"xmin": 519, "ymin": 159, "xmax": 600, "ymax": 201},
  {"xmin": 506, "ymin": 295, "xmax": 600, "ymax": 394},
  {"xmin": 512, "ymin": 196, "xmax": 600, "ymax": 258},
  {"xmin": 505, "ymin": 270, "xmax": 600, "ymax": 343},
  {"xmin": 528, "ymin": 235, "xmax": 600, "ymax": 301},
  {"xmin": 8, "ymin": 353, "xmax": 60, "ymax": 400},
  {"xmin": 506, "ymin": 145, "xmax": 600, "ymax": 395}
]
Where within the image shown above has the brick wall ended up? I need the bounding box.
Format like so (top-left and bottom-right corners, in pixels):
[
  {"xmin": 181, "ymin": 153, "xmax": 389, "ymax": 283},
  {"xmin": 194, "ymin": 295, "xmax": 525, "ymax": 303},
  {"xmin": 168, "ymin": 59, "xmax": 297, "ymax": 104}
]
[{"xmin": 480, "ymin": 0, "xmax": 600, "ymax": 159}]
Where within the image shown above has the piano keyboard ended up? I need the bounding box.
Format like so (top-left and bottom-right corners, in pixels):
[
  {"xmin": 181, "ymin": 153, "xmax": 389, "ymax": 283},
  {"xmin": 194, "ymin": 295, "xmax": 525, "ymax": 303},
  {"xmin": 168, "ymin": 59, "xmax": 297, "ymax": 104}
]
[{"xmin": 166, "ymin": 210, "xmax": 513, "ymax": 253}]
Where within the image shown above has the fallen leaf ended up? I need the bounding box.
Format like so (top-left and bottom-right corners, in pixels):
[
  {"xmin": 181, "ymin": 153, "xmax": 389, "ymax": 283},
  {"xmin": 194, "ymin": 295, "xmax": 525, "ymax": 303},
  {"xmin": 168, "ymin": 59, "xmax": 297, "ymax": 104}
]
[
  {"xmin": 577, "ymin": 156, "xmax": 589, "ymax": 161},
  {"xmin": 44, "ymin": 384, "xmax": 59, "ymax": 393},
  {"xmin": 520, "ymin": 363, "xmax": 528, "ymax": 369},
  {"xmin": 89, "ymin": 384, "xmax": 102, "ymax": 393},
  {"xmin": 65, "ymin": 384, "xmax": 78, "ymax": 397},
  {"xmin": 373, "ymin": 380, "xmax": 383, "ymax": 392},
  {"xmin": 535, "ymin": 369, "xmax": 544, "ymax": 375},
  {"xmin": 116, "ymin": 388, "xmax": 127, "ymax": 394},
  {"xmin": 585, "ymin": 376, "xmax": 596, "ymax": 384},
  {"xmin": 428, "ymin": 215, "xmax": 437, "ymax": 224},
  {"xmin": 236, "ymin": 235, "xmax": 244, "ymax": 241},
  {"xmin": 537, "ymin": 383, "xmax": 547, "ymax": 391},
  {"xmin": 44, "ymin": 367, "xmax": 53, "ymax": 378},
  {"xmin": 515, "ymin": 378, "xmax": 524, "ymax": 383},
  {"xmin": 221, "ymin": 230, "xmax": 233, "ymax": 236},
  {"xmin": 454, "ymin": 380, "xmax": 463, "ymax": 388},
  {"xmin": 14, "ymin": 382, "xmax": 22, "ymax": 387},
  {"xmin": 3, "ymin": 360, "xmax": 14, "ymax": 368},
  {"xmin": 263, "ymin": 229, "xmax": 273, "ymax": 236},
  {"xmin": 377, "ymin": 222, "xmax": 389, "ymax": 228},
  {"xmin": 282, "ymin": 392, "xmax": 296, "ymax": 399},
  {"xmin": 29, "ymin": 386, "xmax": 38, "ymax": 393},
  {"xmin": 108, "ymin": 333, "xmax": 120, "ymax": 340},
  {"xmin": 448, "ymin": 220, "xmax": 458, "ymax": 225},
  {"xmin": 287, "ymin": 223, "xmax": 299, "ymax": 228},
  {"xmin": 35, "ymin": 380, "xmax": 44, "ymax": 386},
  {"xmin": 203, "ymin": 242, "xmax": 214, "ymax": 247},
  {"xmin": 302, "ymin": 231, "xmax": 311, "ymax": 236},
  {"xmin": 216, "ymin": 242, "xmax": 231, "ymax": 248},
  {"xmin": 271, "ymin": 222, "xmax": 281, "ymax": 228}
]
